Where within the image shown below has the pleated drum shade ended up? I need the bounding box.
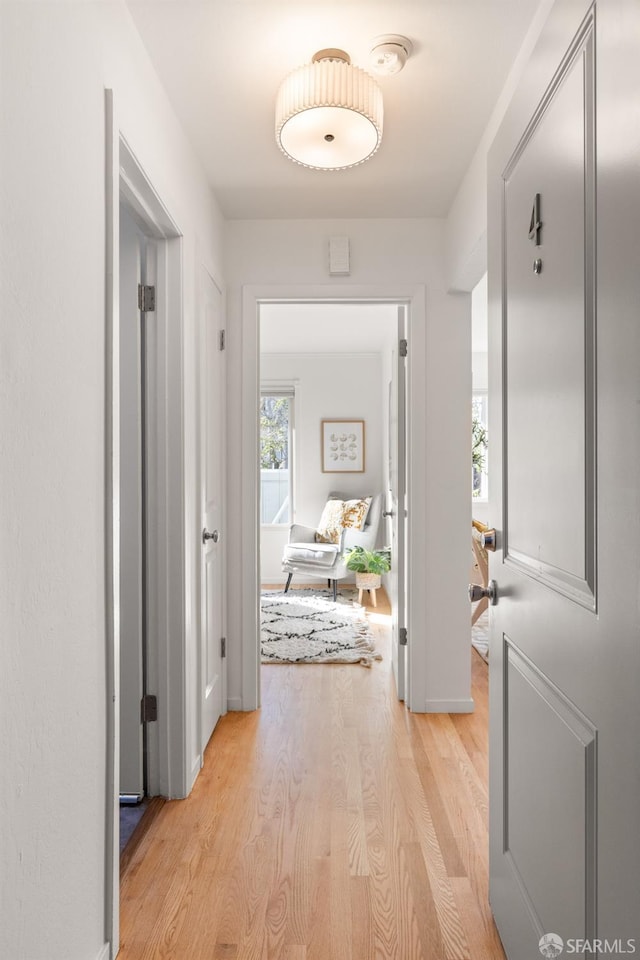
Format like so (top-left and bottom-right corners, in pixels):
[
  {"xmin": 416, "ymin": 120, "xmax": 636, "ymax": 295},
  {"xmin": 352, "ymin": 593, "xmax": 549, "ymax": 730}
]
[{"xmin": 275, "ymin": 50, "xmax": 383, "ymax": 171}]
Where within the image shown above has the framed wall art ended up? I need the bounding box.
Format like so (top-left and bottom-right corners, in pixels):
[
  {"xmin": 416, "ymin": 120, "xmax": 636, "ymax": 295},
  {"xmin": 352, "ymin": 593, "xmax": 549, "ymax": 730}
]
[{"xmin": 321, "ymin": 419, "xmax": 365, "ymax": 473}]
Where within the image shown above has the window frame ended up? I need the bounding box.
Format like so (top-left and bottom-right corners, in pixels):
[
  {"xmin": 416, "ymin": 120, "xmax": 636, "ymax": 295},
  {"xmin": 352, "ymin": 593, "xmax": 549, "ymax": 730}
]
[{"xmin": 259, "ymin": 384, "xmax": 295, "ymax": 527}]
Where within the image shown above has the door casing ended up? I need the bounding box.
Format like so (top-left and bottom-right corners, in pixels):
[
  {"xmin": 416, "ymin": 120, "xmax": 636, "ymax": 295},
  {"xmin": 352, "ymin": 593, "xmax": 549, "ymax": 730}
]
[
  {"xmin": 105, "ymin": 91, "xmax": 186, "ymax": 958},
  {"xmin": 239, "ymin": 284, "xmax": 429, "ymax": 713}
]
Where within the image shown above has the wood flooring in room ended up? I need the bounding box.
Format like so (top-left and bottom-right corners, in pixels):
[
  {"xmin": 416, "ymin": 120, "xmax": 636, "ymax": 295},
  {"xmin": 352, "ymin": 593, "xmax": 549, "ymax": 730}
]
[{"xmin": 119, "ymin": 591, "xmax": 504, "ymax": 960}]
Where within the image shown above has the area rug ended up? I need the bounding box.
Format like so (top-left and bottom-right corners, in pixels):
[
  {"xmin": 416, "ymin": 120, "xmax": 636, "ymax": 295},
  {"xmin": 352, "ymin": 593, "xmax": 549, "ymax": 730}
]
[
  {"xmin": 472, "ymin": 610, "xmax": 489, "ymax": 662},
  {"xmin": 261, "ymin": 590, "xmax": 382, "ymax": 667}
]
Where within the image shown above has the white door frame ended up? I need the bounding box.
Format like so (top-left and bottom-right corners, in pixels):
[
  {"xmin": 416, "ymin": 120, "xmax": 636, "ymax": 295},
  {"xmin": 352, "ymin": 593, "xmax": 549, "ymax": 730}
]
[
  {"xmin": 240, "ymin": 283, "xmax": 428, "ymax": 713},
  {"xmin": 105, "ymin": 90, "xmax": 187, "ymax": 958}
]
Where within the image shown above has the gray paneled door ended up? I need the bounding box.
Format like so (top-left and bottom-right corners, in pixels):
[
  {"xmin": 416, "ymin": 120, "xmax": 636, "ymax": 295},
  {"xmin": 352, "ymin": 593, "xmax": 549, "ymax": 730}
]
[{"xmin": 488, "ymin": 1, "xmax": 640, "ymax": 957}]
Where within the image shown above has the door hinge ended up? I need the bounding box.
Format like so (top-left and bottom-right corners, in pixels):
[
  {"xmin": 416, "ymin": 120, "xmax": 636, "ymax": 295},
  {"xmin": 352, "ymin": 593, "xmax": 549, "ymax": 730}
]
[
  {"xmin": 399, "ymin": 338, "xmax": 408, "ymax": 358},
  {"xmin": 399, "ymin": 627, "xmax": 408, "ymax": 646},
  {"xmin": 221, "ymin": 637, "xmax": 227, "ymax": 658},
  {"xmin": 140, "ymin": 693, "xmax": 158, "ymax": 723},
  {"xmin": 219, "ymin": 329, "xmax": 226, "ymax": 351},
  {"xmin": 138, "ymin": 284, "xmax": 156, "ymax": 313}
]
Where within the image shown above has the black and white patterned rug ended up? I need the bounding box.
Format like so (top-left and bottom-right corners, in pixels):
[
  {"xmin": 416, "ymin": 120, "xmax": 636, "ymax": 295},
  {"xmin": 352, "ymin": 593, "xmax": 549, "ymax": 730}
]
[{"xmin": 260, "ymin": 590, "xmax": 382, "ymax": 667}]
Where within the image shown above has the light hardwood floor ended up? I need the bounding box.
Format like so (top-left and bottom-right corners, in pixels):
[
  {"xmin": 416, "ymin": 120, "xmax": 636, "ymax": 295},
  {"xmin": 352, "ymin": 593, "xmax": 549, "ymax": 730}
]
[{"xmin": 119, "ymin": 591, "xmax": 505, "ymax": 959}]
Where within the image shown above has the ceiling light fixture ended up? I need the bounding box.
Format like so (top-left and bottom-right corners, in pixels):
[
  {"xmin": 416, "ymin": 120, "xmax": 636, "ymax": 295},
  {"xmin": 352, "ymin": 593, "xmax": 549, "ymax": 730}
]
[{"xmin": 275, "ymin": 49, "xmax": 383, "ymax": 171}]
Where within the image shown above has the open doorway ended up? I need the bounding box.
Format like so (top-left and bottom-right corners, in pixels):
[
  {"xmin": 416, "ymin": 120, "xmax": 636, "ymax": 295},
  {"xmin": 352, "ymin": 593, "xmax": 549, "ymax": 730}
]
[
  {"xmin": 470, "ymin": 273, "xmax": 490, "ymax": 663},
  {"xmin": 257, "ymin": 301, "xmax": 407, "ymax": 694},
  {"xmin": 105, "ymin": 105, "xmax": 188, "ymax": 954},
  {"xmin": 118, "ymin": 201, "xmax": 154, "ymax": 839}
]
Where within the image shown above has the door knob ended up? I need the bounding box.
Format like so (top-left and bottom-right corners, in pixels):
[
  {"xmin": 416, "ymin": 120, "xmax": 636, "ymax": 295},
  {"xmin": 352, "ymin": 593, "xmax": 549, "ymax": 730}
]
[
  {"xmin": 468, "ymin": 580, "xmax": 497, "ymax": 605},
  {"xmin": 382, "ymin": 510, "xmax": 395, "ymax": 517},
  {"xmin": 202, "ymin": 528, "xmax": 219, "ymax": 544},
  {"xmin": 481, "ymin": 528, "xmax": 497, "ymax": 551}
]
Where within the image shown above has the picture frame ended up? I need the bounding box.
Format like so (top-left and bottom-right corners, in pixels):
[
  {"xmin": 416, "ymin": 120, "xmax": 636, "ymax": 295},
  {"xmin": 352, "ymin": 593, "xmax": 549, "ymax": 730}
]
[{"xmin": 321, "ymin": 419, "xmax": 365, "ymax": 473}]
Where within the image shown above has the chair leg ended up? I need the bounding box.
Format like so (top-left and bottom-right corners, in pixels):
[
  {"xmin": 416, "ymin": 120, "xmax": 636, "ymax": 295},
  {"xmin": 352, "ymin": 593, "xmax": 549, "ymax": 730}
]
[
  {"xmin": 284, "ymin": 572, "xmax": 293, "ymax": 593},
  {"xmin": 327, "ymin": 579, "xmax": 331, "ymax": 588},
  {"xmin": 332, "ymin": 580, "xmax": 338, "ymax": 602}
]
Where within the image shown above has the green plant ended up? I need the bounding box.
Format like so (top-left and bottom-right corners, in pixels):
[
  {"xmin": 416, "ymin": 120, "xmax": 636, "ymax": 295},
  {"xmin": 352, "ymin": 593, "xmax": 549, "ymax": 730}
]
[
  {"xmin": 260, "ymin": 396, "xmax": 289, "ymax": 469},
  {"xmin": 345, "ymin": 546, "xmax": 391, "ymax": 575}
]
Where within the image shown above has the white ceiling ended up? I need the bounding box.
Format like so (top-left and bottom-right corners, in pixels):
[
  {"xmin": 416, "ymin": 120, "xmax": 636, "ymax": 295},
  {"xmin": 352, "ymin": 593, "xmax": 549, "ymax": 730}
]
[
  {"xmin": 260, "ymin": 303, "xmax": 397, "ymax": 354},
  {"xmin": 126, "ymin": 0, "xmax": 539, "ymax": 220}
]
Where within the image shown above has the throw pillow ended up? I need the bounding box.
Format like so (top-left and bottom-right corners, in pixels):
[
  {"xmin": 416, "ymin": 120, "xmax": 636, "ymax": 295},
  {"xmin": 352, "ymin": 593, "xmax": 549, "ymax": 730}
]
[
  {"xmin": 315, "ymin": 496, "xmax": 372, "ymax": 543},
  {"xmin": 342, "ymin": 496, "xmax": 372, "ymax": 531},
  {"xmin": 315, "ymin": 499, "xmax": 345, "ymax": 544}
]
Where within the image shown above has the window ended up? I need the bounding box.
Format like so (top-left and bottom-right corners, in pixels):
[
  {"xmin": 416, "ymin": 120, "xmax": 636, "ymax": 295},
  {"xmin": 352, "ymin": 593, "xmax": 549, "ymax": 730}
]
[
  {"xmin": 472, "ymin": 392, "xmax": 488, "ymax": 500},
  {"xmin": 260, "ymin": 390, "xmax": 294, "ymax": 524}
]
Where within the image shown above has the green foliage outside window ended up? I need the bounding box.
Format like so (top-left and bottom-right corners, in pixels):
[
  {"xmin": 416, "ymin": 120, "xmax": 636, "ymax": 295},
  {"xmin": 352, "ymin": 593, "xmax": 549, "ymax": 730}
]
[
  {"xmin": 260, "ymin": 396, "xmax": 289, "ymax": 469},
  {"xmin": 472, "ymin": 413, "xmax": 488, "ymax": 498}
]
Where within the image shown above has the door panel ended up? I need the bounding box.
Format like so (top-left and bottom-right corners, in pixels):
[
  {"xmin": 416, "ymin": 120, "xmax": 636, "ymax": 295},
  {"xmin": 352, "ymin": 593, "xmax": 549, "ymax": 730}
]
[
  {"xmin": 504, "ymin": 26, "xmax": 595, "ymax": 604},
  {"xmin": 119, "ymin": 205, "xmax": 144, "ymax": 799},
  {"xmin": 488, "ymin": 2, "xmax": 640, "ymax": 956},
  {"xmin": 389, "ymin": 307, "xmax": 407, "ymax": 700},
  {"xmin": 505, "ymin": 640, "xmax": 596, "ymax": 940},
  {"xmin": 200, "ymin": 268, "xmax": 225, "ymax": 752}
]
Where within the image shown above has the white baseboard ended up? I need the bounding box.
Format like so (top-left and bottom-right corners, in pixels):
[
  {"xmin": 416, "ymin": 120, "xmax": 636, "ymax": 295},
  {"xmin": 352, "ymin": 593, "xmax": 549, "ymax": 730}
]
[
  {"xmin": 188, "ymin": 754, "xmax": 202, "ymax": 793},
  {"xmin": 96, "ymin": 943, "xmax": 111, "ymax": 960},
  {"xmin": 424, "ymin": 698, "xmax": 475, "ymax": 714},
  {"xmin": 226, "ymin": 697, "xmax": 243, "ymax": 711}
]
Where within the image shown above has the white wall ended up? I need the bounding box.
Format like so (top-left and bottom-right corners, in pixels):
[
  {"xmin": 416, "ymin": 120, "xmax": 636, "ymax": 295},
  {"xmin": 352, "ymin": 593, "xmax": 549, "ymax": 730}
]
[
  {"xmin": 445, "ymin": 0, "xmax": 556, "ymax": 292},
  {"xmin": 0, "ymin": 3, "xmax": 224, "ymax": 958},
  {"xmin": 225, "ymin": 218, "xmax": 472, "ymax": 713},
  {"xmin": 260, "ymin": 351, "xmax": 386, "ymax": 582}
]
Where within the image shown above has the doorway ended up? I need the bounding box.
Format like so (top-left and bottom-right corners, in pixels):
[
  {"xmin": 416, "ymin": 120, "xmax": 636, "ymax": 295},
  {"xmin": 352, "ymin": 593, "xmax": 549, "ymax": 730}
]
[
  {"xmin": 242, "ymin": 288, "xmax": 424, "ymax": 709},
  {"xmin": 118, "ymin": 202, "xmax": 153, "ymax": 837},
  {"xmin": 105, "ymin": 104, "xmax": 188, "ymax": 956},
  {"xmin": 470, "ymin": 274, "xmax": 490, "ymax": 664},
  {"xmin": 258, "ymin": 304, "xmax": 403, "ymax": 665},
  {"xmin": 258, "ymin": 303, "xmax": 398, "ymax": 583}
]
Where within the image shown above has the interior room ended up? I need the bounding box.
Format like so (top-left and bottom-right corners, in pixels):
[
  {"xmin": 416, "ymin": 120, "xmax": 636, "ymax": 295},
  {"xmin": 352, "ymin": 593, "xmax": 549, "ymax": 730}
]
[
  {"xmin": 259, "ymin": 303, "xmax": 396, "ymax": 582},
  {"xmin": 2, "ymin": 2, "xmax": 639, "ymax": 959}
]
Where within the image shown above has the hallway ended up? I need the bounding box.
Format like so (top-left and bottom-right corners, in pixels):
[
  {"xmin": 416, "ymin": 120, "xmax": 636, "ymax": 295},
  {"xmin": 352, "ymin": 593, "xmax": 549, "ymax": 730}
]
[{"xmin": 118, "ymin": 609, "xmax": 503, "ymax": 960}]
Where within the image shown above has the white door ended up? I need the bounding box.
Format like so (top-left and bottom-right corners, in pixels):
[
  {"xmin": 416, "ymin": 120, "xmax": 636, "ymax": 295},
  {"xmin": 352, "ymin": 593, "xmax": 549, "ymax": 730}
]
[
  {"xmin": 388, "ymin": 307, "xmax": 408, "ymax": 700},
  {"xmin": 119, "ymin": 205, "xmax": 144, "ymax": 799},
  {"xmin": 488, "ymin": 1, "xmax": 640, "ymax": 956},
  {"xmin": 199, "ymin": 267, "xmax": 225, "ymax": 753}
]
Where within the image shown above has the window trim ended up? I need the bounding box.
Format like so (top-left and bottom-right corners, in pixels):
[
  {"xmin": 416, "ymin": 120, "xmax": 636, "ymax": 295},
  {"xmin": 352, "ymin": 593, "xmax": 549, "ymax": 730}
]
[{"xmin": 260, "ymin": 384, "xmax": 295, "ymax": 527}]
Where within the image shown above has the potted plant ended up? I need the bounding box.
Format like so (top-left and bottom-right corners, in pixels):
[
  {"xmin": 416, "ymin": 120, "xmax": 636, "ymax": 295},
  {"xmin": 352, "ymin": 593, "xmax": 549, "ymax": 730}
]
[{"xmin": 345, "ymin": 545, "xmax": 391, "ymax": 592}]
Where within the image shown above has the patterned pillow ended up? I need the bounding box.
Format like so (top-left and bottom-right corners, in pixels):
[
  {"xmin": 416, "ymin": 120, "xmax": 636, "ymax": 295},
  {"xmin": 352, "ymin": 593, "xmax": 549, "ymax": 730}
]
[
  {"xmin": 315, "ymin": 496, "xmax": 372, "ymax": 543},
  {"xmin": 342, "ymin": 496, "xmax": 372, "ymax": 531},
  {"xmin": 315, "ymin": 499, "xmax": 345, "ymax": 544}
]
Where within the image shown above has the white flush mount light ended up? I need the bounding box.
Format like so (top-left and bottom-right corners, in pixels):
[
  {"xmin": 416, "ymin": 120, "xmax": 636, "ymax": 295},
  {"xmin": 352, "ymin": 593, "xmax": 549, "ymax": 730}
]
[
  {"xmin": 369, "ymin": 35, "xmax": 413, "ymax": 76},
  {"xmin": 275, "ymin": 49, "xmax": 383, "ymax": 171}
]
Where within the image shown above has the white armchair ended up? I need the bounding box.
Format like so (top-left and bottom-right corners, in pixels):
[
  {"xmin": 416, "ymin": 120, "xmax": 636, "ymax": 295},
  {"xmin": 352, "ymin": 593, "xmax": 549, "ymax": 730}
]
[{"xmin": 282, "ymin": 492, "xmax": 382, "ymax": 601}]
